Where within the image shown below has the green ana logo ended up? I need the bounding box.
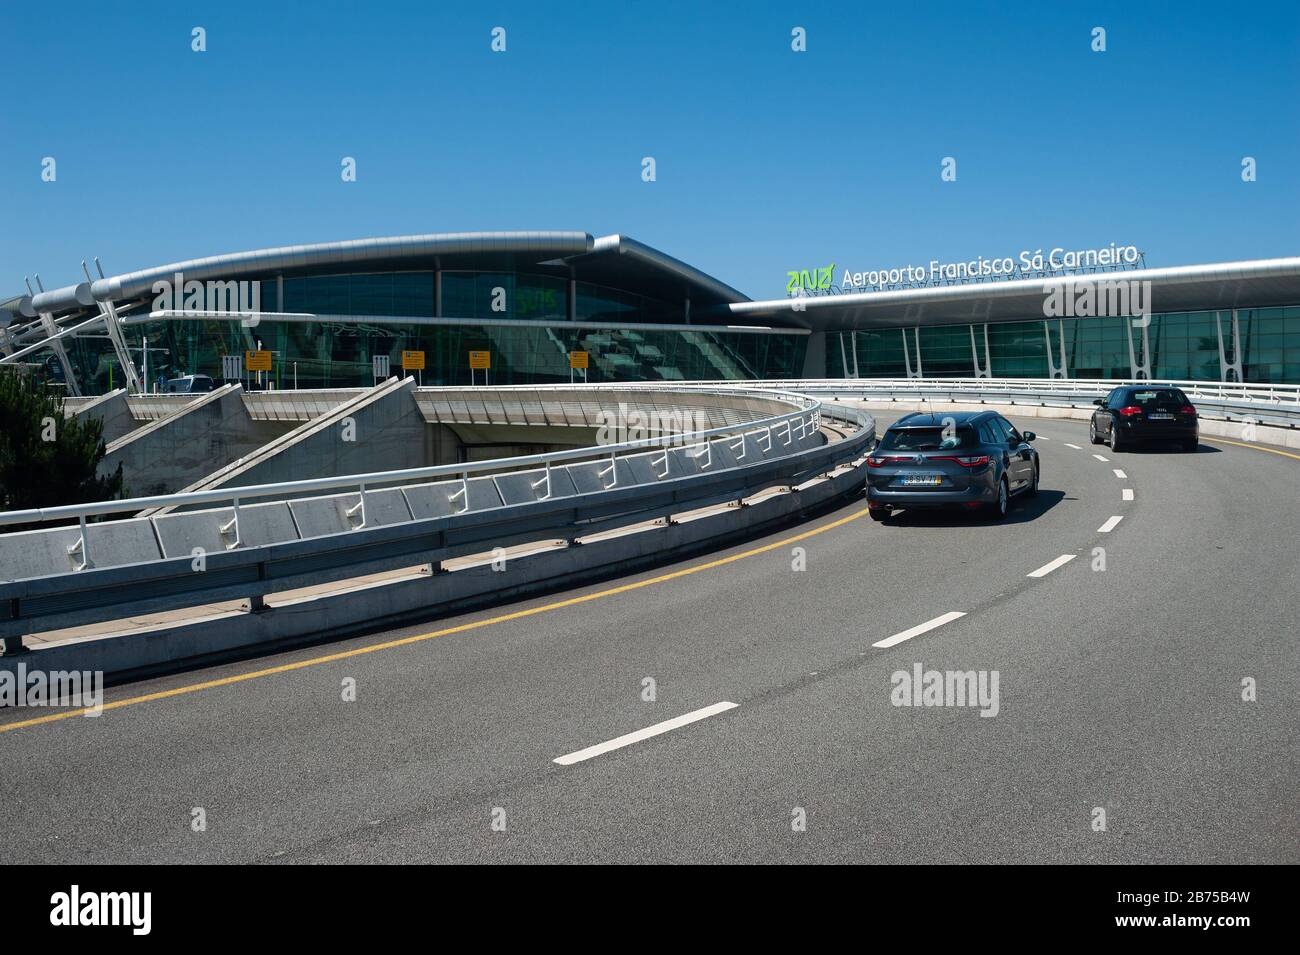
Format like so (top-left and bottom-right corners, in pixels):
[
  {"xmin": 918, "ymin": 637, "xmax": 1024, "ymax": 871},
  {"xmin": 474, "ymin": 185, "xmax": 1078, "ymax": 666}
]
[{"xmin": 786, "ymin": 263, "xmax": 835, "ymax": 292}]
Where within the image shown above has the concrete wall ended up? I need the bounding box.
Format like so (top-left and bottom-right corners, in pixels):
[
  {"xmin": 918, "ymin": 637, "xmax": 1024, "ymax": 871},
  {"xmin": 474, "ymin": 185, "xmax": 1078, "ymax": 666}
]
[
  {"xmin": 70, "ymin": 388, "xmax": 137, "ymax": 445},
  {"xmin": 174, "ymin": 377, "xmax": 445, "ymax": 494},
  {"xmin": 97, "ymin": 385, "xmax": 289, "ymax": 497}
]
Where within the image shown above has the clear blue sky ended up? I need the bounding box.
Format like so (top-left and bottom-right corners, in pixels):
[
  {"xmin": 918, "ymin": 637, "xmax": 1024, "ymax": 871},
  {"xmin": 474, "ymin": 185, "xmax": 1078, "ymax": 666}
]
[{"xmin": 4, "ymin": 0, "xmax": 1297, "ymax": 300}]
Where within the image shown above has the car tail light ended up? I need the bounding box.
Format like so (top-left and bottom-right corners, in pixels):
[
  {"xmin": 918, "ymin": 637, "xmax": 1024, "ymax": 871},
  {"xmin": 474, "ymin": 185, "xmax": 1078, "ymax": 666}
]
[
  {"xmin": 867, "ymin": 456, "xmax": 888, "ymax": 468},
  {"xmin": 1180, "ymin": 405, "xmax": 1197, "ymax": 415},
  {"xmin": 956, "ymin": 455, "xmax": 989, "ymax": 467},
  {"xmin": 1118, "ymin": 405, "xmax": 1143, "ymax": 416}
]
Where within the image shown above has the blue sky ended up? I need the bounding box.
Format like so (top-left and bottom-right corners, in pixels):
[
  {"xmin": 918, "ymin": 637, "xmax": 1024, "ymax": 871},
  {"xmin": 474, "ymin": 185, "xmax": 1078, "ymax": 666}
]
[{"xmin": 4, "ymin": 0, "xmax": 1297, "ymax": 300}]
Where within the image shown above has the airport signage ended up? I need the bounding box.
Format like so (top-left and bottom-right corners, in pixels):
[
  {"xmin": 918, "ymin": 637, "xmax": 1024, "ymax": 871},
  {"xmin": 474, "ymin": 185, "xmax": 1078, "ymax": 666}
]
[
  {"xmin": 788, "ymin": 244, "xmax": 1143, "ymax": 293},
  {"xmin": 244, "ymin": 350, "xmax": 272, "ymax": 371}
]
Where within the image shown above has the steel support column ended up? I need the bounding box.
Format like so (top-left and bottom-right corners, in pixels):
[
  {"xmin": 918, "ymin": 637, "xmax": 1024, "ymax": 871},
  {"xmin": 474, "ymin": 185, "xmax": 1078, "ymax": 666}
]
[
  {"xmin": 970, "ymin": 323, "xmax": 991, "ymax": 378},
  {"xmin": 1043, "ymin": 319, "xmax": 1068, "ymax": 379},
  {"xmin": 1216, "ymin": 309, "xmax": 1244, "ymax": 383},
  {"xmin": 902, "ymin": 327, "xmax": 922, "ymax": 378},
  {"xmin": 1125, "ymin": 317, "xmax": 1152, "ymax": 380}
]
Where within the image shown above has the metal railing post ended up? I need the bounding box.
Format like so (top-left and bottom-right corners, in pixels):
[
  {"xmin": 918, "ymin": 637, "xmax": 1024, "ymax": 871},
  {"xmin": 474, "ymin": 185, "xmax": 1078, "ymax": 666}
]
[
  {"xmin": 346, "ymin": 484, "xmax": 367, "ymax": 528},
  {"xmin": 598, "ymin": 451, "xmax": 618, "ymax": 489},
  {"xmin": 219, "ymin": 499, "xmax": 242, "ymax": 550}
]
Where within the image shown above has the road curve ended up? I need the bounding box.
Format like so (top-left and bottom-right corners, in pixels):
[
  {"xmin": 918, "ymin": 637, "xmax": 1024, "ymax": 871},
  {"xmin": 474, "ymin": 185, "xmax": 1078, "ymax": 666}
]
[{"xmin": 1, "ymin": 411, "xmax": 1296, "ymax": 864}]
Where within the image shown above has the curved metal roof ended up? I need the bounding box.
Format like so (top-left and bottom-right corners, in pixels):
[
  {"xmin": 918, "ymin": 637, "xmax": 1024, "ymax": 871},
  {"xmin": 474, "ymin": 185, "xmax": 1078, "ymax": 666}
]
[
  {"xmin": 31, "ymin": 231, "xmax": 593, "ymax": 313},
  {"xmin": 26, "ymin": 230, "xmax": 752, "ymax": 314}
]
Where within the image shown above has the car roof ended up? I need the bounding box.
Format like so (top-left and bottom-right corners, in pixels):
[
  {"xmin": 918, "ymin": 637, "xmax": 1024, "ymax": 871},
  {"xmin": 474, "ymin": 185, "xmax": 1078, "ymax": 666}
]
[{"xmin": 891, "ymin": 411, "xmax": 993, "ymax": 428}]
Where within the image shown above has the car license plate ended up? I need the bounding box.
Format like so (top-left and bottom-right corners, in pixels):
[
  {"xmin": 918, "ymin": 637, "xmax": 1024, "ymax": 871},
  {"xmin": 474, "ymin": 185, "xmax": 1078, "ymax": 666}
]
[
  {"xmin": 901, "ymin": 474, "xmax": 942, "ymax": 486},
  {"xmin": 1148, "ymin": 412, "xmax": 1173, "ymax": 420}
]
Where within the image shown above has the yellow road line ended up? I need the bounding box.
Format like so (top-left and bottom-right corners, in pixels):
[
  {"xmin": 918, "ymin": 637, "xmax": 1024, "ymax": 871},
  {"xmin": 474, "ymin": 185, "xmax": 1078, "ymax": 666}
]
[
  {"xmin": 1200, "ymin": 435, "xmax": 1300, "ymax": 462},
  {"xmin": 0, "ymin": 505, "xmax": 871, "ymax": 735}
]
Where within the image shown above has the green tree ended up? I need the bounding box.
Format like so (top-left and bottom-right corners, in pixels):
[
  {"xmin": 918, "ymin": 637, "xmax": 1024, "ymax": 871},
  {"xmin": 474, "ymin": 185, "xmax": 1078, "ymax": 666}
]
[{"xmin": 0, "ymin": 369, "xmax": 124, "ymax": 516}]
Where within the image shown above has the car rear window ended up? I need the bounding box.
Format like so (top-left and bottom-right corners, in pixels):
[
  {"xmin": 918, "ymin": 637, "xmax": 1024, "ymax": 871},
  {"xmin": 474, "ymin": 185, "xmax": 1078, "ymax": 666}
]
[
  {"xmin": 879, "ymin": 425, "xmax": 978, "ymax": 451},
  {"xmin": 1127, "ymin": 388, "xmax": 1187, "ymax": 407}
]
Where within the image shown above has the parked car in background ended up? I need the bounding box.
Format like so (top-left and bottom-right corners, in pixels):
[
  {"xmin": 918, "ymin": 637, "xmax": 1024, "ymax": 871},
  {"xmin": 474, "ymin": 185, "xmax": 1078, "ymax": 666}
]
[{"xmin": 163, "ymin": 374, "xmax": 217, "ymax": 394}]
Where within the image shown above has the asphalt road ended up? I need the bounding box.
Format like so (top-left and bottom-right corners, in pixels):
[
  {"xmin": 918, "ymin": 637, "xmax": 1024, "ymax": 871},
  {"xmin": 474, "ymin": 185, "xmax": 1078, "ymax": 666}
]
[{"xmin": 2, "ymin": 412, "xmax": 1297, "ymax": 864}]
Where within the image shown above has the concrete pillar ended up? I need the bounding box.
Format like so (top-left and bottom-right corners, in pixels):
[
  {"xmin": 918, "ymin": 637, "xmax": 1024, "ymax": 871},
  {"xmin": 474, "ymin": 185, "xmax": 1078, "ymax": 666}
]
[{"xmin": 800, "ymin": 330, "xmax": 826, "ymax": 379}]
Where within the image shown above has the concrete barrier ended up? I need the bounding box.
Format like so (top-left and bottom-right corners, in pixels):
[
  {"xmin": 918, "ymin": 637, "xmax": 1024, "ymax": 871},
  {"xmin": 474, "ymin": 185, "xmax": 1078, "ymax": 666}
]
[
  {"xmin": 0, "ymin": 517, "xmax": 161, "ymax": 580},
  {"xmin": 0, "ymin": 462, "xmax": 865, "ymax": 681},
  {"xmin": 152, "ymin": 501, "xmax": 300, "ymax": 557}
]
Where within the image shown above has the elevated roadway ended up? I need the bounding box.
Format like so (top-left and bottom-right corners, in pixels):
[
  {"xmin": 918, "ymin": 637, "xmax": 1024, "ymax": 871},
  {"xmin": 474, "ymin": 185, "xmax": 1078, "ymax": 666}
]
[{"xmin": 1, "ymin": 410, "xmax": 1295, "ymax": 863}]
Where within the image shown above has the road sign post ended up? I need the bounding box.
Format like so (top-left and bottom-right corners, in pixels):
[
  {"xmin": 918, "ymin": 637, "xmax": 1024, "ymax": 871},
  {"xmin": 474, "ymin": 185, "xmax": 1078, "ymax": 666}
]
[
  {"xmin": 469, "ymin": 350, "xmax": 491, "ymax": 386},
  {"xmin": 569, "ymin": 349, "xmax": 589, "ymax": 384},
  {"xmin": 402, "ymin": 350, "xmax": 425, "ymax": 386},
  {"xmin": 372, "ymin": 353, "xmax": 390, "ymax": 385},
  {"xmin": 244, "ymin": 350, "xmax": 271, "ymax": 390}
]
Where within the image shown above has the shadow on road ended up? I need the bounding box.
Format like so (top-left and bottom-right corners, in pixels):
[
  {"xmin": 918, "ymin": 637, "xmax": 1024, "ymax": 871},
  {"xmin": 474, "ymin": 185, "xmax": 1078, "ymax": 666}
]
[
  {"xmin": 1110, "ymin": 440, "xmax": 1221, "ymax": 456},
  {"xmin": 880, "ymin": 488, "xmax": 1067, "ymax": 527}
]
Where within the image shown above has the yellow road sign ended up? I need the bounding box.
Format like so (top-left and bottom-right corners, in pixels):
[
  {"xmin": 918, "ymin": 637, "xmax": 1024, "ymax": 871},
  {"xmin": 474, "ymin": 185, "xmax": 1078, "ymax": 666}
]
[
  {"xmin": 568, "ymin": 350, "xmax": 589, "ymax": 370},
  {"xmin": 244, "ymin": 350, "xmax": 272, "ymax": 371},
  {"xmin": 401, "ymin": 350, "xmax": 426, "ymax": 370},
  {"xmin": 469, "ymin": 350, "xmax": 491, "ymax": 370}
]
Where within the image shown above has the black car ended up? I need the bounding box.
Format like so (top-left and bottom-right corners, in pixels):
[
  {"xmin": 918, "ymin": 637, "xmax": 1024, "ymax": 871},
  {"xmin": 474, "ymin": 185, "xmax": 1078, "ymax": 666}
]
[
  {"xmin": 1089, "ymin": 385, "xmax": 1198, "ymax": 452},
  {"xmin": 866, "ymin": 411, "xmax": 1039, "ymax": 521}
]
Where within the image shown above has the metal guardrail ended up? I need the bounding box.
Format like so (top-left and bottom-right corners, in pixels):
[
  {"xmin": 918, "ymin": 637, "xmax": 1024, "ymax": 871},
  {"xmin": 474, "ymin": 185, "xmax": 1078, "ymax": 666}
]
[
  {"xmin": 0, "ymin": 387, "xmax": 819, "ymax": 532},
  {"xmin": 0, "ymin": 394, "xmax": 875, "ymax": 641},
  {"xmin": 648, "ymin": 378, "xmax": 1300, "ymax": 429}
]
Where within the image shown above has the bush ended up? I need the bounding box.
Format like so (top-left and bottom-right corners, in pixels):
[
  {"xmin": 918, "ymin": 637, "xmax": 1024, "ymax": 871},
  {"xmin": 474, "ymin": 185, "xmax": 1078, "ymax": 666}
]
[{"xmin": 0, "ymin": 369, "xmax": 124, "ymax": 516}]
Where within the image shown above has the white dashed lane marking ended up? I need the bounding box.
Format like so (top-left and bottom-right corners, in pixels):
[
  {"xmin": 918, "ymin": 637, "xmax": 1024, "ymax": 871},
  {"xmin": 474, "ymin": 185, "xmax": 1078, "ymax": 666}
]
[
  {"xmin": 1027, "ymin": 554, "xmax": 1077, "ymax": 578},
  {"xmin": 1098, "ymin": 515, "xmax": 1124, "ymax": 533},
  {"xmin": 1113, "ymin": 469, "xmax": 1127, "ymax": 479},
  {"xmin": 872, "ymin": 611, "xmax": 967, "ymax": 649},
  {"xmin": 553, "ymin": 701, "xmax": 739, "ymax": 766},
  {"xmin": 1064, "ymin": 443, "xmax": 1082, "ymax": 450},
  {"xmin": 1092, "ymin": 454, "xmax": 1109, "ymax": 462},
  {"xmin": 1122, "ymin": 488, "xmax": 1134, "ymax": 501}
]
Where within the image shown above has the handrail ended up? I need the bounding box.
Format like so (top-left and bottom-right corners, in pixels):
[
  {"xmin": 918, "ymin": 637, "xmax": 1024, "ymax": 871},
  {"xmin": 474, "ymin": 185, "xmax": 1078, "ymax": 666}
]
[
  {"xmin": 0, "ymin": 387, "xmax": 821, "ymax": 529},
  {"xmin": 599, "ymin": 378, "xmax": 1300, "ymax": 403}
]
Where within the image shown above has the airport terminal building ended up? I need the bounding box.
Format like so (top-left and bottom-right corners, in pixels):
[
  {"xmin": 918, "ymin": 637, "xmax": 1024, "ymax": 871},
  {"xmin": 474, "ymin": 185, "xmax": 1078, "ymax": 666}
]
[{"xmin": 3, "ymin": 231, "xmax": 1299, "ymax": 394}]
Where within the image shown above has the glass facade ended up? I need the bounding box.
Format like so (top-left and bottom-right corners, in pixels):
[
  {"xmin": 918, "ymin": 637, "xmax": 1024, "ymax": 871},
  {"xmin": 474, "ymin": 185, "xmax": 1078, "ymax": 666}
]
[
  {"xmin": 34, "ymin": 263, "xmax": 1300, "ymax": 391},
  {"xmin": 827, "ymin": 306, "xmax": 1300, "ymax": 383},
  {"xmin": 51, "ymin": 269, "xmax": 807, "ymax": 391}
]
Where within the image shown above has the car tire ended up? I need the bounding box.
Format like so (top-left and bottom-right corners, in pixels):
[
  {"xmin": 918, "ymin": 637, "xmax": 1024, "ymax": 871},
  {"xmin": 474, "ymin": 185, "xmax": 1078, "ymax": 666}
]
[
  {"xmin": 1089, "ymin": 419, "xmax": 1102, "ymax": 445},
  {"xmin": 869, "ymin": 508, "xmax": 890, "ymax": 522},
  {"xmin": 1109, "ymin": 424, "xmax": 1124, "ymax": 452},
  {"xmin": 988, "ymin": 477, "xmax": 1009, "ymax": 520},
  {"xmin": 1183, "ymin": 438, "xmax": 1198, "ymax": 453},
  {"xmin": 1026, "ymin": 463, "xmax": 1039, "ymax": 497}
]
